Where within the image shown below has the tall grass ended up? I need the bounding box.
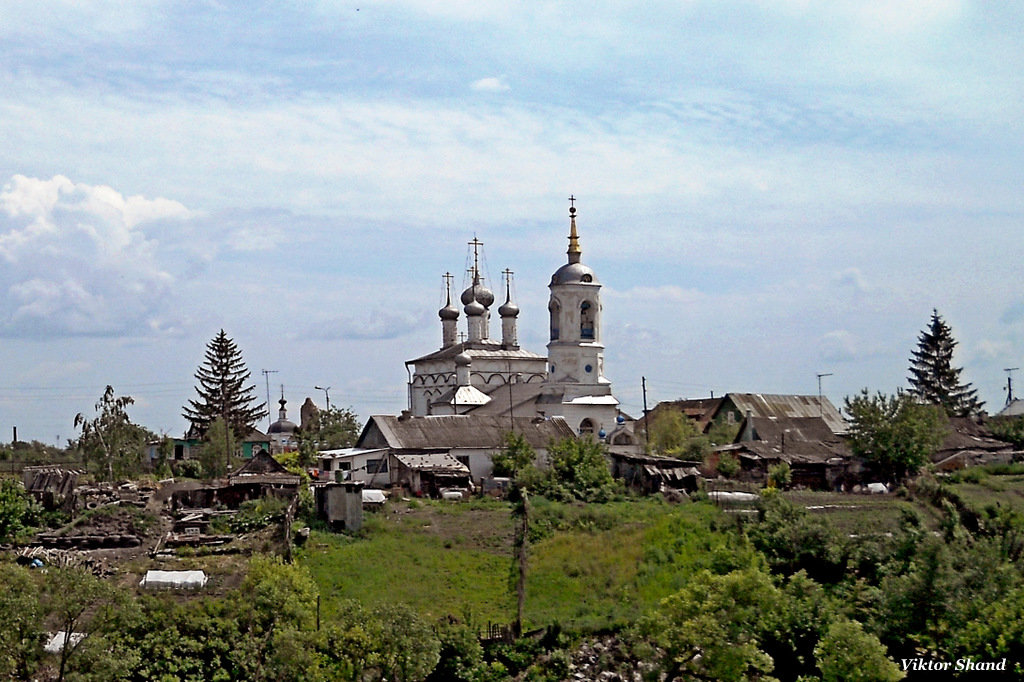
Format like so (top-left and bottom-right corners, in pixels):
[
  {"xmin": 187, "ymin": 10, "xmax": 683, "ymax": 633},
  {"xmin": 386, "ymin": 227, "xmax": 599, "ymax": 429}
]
[{"xmin": 298, "ymin": 498, "xmax": 748, "ymax": 633}]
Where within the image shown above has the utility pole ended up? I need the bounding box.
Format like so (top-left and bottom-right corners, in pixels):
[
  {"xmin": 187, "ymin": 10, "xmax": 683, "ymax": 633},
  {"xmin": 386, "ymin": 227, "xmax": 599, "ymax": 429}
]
[
  {"xmin": 642, "ymin": 376, "xmax": 649, "ymax": 442},
  {"xmin": 816, "ymin": 372, "xmax": 833, "ymax": 417},
  {"xmin": 262, "ymin": 369, "xmax": 278, "ymax": 430},
  {"xmin": 1005, "ymin": 368, "xmax": 1019, "ymax": 406},
  {"xmin": 506, "ymin": 360, "xmax": 515, "ymax": 433},
  {"xmin": 315, "ymin": 385, "xmax": 331, "ymax": 412}
]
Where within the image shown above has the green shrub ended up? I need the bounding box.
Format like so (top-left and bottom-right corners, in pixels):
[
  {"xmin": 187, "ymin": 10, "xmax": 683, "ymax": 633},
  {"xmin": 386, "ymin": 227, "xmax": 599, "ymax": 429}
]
[
  {"xmin": 231, "ymin": 497, "xmax": 289, "ymax": 533},
  {"xmin": 717, "ymin": 453, "xmax": 740, "ymax": 479}
]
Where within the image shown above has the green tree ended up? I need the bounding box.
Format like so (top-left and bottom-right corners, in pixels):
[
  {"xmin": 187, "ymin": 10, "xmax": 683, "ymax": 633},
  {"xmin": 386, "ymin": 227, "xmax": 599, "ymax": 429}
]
[
  {"xmin": 815, "ymin": 619, "xmax": 905, "ymax": 682},
  {"xmin": 369, "ymin": 603, "xmax": 441, "ymax": 682},
  {"xmin": 73, "ymin": 385, "xmax": 153, "ymax": 481},
  {"xmin": 844, "ymin": 390, "xmax": 948, "ymax": 481},
  {"xmin": 637, "ymin": 567, "xmax": 779, "ymax": 681},
  {"xmin": 296, "ymin": 406, "xmax": 362, "ymax": 467},
  {"xmin": 907, "ymin": 310, "xmax": 983, "ymax": 417},
  {"xmin": 198, "ymin": 416, "xmax": 236, "ymax": 477},
  {"xmin": 0, "ymin": 478, "xmax": 38, "ymax": 542},
  {"xmin": 0, "ymin": 564, "xmax": 45, "ymax": 679},
  {"xmin": 183, "ymin": 329, "xmax": 266, "ymax": 440},
  {"xmin": 647, "ymin": 410, "xmax": 709, "ymax": 459},
  {"xmin": 45, "ymin": 567, "xmax": 125, "ymax": 682},
  {"xmin": 233, "ymin": 556, "xmax": 322, "ymax": 680},
  {"xmin": 319, "ymin": 600, "xmax": 380, "ymax": 682},
  {"xmin": 314, "ymin": 406, "xmax": 361, "ymax": 449},
  {"xmin": 522, "ymin": 437, "xmax": 619, "ymax": 502},
  {"xmin": 490, "ymin": 431, "xmax": 536, "ymax": 478}
]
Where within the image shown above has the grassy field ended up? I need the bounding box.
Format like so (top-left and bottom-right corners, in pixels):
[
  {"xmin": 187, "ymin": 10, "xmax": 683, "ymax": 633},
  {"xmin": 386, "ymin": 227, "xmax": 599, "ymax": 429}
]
[
  {"xmin": 947, "ymin": 473, "xmax": 1024, "ymax": 515},
  {"xmin": 295, "ymin": 480, "xmax": 1021, "ymax": 634},
  {"xmin": 297, "ymin": 497, "xmax": 740, "ymax": 632},
  {"xmin": 782, "ymin": 490, "xmax": 943, "ymax": 534}
]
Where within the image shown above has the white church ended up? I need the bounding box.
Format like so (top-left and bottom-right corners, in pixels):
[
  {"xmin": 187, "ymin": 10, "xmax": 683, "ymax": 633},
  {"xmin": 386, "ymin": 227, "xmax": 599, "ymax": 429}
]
[{"xmin": 404, "ymin": 201, "xmax": 637, "ymax": 448}]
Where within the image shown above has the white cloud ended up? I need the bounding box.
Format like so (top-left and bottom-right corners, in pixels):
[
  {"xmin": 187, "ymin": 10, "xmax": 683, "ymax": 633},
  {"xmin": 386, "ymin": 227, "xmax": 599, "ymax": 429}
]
[
  {"xmin": 818, "ymin": 329, "xmax": 862, "ymax": 363},
  {"xmin": 605, "ymin": 285, "xmax": 703, "ymax": 305},
  {"xmin": 471, "ymin": 77, "xmax": 510, "ymax": 93},
  {"xmin": 0, "ymin": 174, "xmax": 189, "ymax": 337},
  {"xmin": 307, "ymin": 309, "xmax": 428, "ymax": 341}
]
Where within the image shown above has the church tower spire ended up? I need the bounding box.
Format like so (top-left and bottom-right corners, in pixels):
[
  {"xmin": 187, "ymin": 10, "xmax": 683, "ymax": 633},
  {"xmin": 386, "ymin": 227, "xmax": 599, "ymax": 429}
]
[
  {"xmin": 545, "ymin": 196, "xmax": 613, "ymax": 424},
  {"xmin": 567, "ymin": 194, "xmax": 582, "ymax": 264}
]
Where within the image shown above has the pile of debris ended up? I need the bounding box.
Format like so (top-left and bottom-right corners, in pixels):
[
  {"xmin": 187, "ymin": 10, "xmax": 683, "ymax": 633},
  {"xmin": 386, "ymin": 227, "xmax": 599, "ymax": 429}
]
[
  {"xmin": 158, "ymin": 508, "xmax": 236, "ymax": 548},
  {"xmin": 15, "ymin": 547, "xmax": 116, "ymax": 577},
  {"xmin": 565, "ymin": 635, "xmax": 651, "ymax": 682}
]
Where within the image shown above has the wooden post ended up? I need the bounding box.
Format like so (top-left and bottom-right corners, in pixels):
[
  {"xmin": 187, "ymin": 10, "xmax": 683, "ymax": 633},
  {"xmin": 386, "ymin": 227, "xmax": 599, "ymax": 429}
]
[{"xmin": 514, "ymin": 489, "xmax": 528, "ymax": 637}]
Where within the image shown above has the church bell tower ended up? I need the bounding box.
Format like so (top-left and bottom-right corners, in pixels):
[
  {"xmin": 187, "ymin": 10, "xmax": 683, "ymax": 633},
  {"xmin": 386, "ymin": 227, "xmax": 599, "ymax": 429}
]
[{"xmin": 545, "ymin": 198, "xmax": 612, "ymax": 401}]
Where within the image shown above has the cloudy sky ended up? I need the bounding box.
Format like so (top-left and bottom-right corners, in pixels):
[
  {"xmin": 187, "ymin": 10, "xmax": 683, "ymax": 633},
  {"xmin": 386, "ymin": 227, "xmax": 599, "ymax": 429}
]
[{"xmin": 1, "ymin": 1, "xmax": 1022, "ymax": 444}]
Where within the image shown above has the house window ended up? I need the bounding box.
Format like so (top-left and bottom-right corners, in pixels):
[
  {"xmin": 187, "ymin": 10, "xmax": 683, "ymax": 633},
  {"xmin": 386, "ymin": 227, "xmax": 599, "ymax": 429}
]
[
  {"xmin": 339, "ymin": 462, "xmax": 352, "ymax": 471},
  {"xmin": 366, "ymin": 458, "xmax": 388, "ymax": 474},
  {"xmin": 549, "ymin": 300, "xmax": 560, "ymax": 340}
]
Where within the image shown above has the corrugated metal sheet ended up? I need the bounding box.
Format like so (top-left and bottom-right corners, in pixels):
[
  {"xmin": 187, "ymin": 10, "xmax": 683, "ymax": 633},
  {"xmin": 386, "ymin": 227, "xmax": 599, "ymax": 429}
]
[{"xmin": 728, "ymin": 393, "xmax": 847, "ymax": 435}]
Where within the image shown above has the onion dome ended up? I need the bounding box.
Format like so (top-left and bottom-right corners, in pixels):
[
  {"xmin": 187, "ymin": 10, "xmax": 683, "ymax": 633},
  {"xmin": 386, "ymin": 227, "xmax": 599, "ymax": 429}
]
[
  {"xmin": 268, "ymin": 396, "xmax": 297, "ymax": 434},
  {"xmin": 475, "ymin": 284, "xmax": 494, "ymax": 308},
  {"xmin": 455, "ymin": 351, "xmax": 472, "ymax": 366},
  {"xmin": 464, "ymin": 298, "xmax": 485, "ymax": 316},
  {"xmin": 499, "ymin": 298, "xmax": 519, "ymax": 317},
  {"xmin": 499, "ymin": 272, "xmax": 519, "ymax": 317},
  {"xmin": 439, "ymin": 300, "xmax": 459, "ymax": 321},
  {"xmin": 460, "ymin": 281, "xmax": 494, "ymax": 308},
  {"xmin": 439, "ymin": 272, "xmax": 459, "ymax": 320}
]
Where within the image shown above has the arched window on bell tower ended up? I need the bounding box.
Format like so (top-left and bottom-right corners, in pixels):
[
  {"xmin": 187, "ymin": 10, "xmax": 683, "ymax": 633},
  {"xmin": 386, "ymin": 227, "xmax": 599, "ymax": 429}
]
[
  {"xmin": 549, "ymin": 299, "xmax": 561, "ymax": 340},
  {"xmin": 580, "ymin": 300, "xmax": 595, "ymax": 340}
]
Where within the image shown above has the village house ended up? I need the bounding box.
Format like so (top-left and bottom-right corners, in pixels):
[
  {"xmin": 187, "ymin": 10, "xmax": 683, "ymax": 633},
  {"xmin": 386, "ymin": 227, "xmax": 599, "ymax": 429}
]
[
  {"xmin": 319, "ymin": 413, "xmax": 576, "ymax": 495},
  {"xmin": 930, "ymin": 416, "xmax": 1022, "ymax": 471}
]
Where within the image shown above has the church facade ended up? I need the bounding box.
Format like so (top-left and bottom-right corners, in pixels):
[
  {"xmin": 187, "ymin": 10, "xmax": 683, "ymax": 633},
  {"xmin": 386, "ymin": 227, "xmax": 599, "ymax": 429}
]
[{"xmin": 405, "ymin": 202, "xmax": 633, "ymax": 446}]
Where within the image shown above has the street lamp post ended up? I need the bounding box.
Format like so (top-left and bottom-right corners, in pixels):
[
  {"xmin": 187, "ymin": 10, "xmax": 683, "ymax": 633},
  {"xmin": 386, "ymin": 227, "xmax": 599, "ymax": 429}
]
[{"xmin": 315, "ymin": 385, "xmax": 331, "ymax": 412}]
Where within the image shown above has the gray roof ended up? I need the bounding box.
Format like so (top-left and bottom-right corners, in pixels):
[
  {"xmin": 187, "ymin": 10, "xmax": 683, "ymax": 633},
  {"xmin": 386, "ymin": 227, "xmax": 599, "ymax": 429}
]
[
  {"xmin": 359, "ymin": 414, "xmax": 575, "ymax": 450},
  {"xmin": 470, "ymin": 381, "xmax": 549, "ymax": 417},
  {"xmin": 406, "ymin": 340, "xmax": 544, "ymax": 365},
  {"xmin": 725, "ymin": 393, "xmax": 848, "ymax": 435},
  {"xmin": 996, "ymin": 399, "xmax": 1024, "ymax": 418},
  {"xmin": 746, "ymin": 416, "xmax": 838, "ymax": 444}
]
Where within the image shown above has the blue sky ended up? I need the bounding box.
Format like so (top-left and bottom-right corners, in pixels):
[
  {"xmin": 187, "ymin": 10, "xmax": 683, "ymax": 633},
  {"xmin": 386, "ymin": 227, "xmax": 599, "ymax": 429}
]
[{"xmin": 1, "ymin": 1, "xmax": 1022, "ymax": 444}]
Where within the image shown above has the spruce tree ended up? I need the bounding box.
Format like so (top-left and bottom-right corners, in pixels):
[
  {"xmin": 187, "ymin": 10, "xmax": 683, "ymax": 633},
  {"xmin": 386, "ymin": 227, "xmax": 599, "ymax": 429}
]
[
  {"xmin": 907, "ymin": 309, "xmax": 984, "ymax": 417},
  {"xmin": 183, "ymin": 330, "xmax": 266, "ymax": 438}
]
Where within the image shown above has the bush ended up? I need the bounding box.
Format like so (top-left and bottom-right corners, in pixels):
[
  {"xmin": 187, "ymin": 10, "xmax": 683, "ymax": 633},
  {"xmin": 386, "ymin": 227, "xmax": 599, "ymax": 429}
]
[
  {"xmin": 717, "ymin": 453, "xmax": 740, "ymax": 479},
  {"xmin": 767, "ymin": 461, "xmax": 792, "ymax": 489},
  {"xmin": 231, "ymin": 497, "xmax": 289, "ymax": 534},
  {"xmin": 174, "ymin": 459, "xmax": 204, "ymax": 479},
  {"xmin": 520, "ymin": 438, "xmax": 621, "ymax": 503}
]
